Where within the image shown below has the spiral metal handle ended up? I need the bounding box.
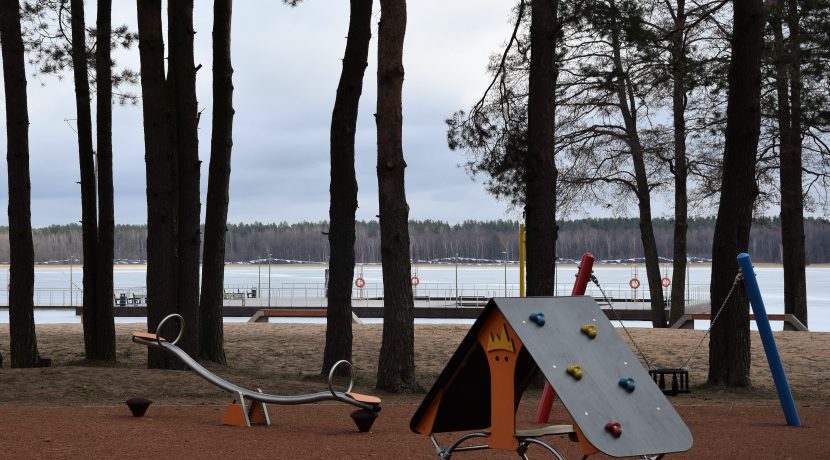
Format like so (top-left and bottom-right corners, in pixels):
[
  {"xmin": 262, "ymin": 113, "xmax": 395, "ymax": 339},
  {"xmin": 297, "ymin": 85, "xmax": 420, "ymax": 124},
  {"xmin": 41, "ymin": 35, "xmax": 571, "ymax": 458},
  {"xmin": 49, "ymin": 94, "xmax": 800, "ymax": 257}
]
[
  {"xmin": 156, "ymin": 313, "xmax": 184, "ymax": 347},
  {"xmin": 327, "ymin": 360, "xmax": 355, "ymax": 397}
]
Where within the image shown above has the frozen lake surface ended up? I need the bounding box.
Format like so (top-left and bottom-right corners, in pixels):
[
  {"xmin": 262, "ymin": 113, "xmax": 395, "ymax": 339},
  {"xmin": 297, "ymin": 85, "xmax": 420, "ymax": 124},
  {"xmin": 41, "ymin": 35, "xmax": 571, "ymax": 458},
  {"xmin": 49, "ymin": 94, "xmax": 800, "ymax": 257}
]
[{"xmin": 1, "ymin": 264, "xmax": 828, "ymax": 331}]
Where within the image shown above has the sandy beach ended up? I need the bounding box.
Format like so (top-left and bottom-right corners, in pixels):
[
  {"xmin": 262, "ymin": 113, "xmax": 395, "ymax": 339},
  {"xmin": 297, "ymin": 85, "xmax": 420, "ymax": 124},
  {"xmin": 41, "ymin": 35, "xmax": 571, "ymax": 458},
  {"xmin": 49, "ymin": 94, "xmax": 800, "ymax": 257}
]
[
  {"xmin": 0, "ymin": 322, "xmax": 827, "ymax": 404},
  {"xmin": 0, "ymin": 323, "xmax": 827, "ymax": 458}
]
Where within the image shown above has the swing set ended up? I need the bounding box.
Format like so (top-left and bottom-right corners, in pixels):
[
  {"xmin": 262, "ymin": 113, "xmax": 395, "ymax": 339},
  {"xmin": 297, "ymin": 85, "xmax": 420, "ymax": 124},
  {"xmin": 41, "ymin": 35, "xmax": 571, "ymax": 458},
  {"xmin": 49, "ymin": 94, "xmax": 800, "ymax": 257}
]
[{"xmin": 515, "ymin": 224, "xmax": 800, "ymax": 428}]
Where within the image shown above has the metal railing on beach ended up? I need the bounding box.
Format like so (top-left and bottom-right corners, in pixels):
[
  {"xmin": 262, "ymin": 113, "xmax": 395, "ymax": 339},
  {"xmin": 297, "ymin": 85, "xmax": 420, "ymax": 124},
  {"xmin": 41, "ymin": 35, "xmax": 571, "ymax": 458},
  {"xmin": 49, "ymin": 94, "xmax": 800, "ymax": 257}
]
[{"xmin": 3, "ymin": 282, "xmax": 709, "ymax": 310}]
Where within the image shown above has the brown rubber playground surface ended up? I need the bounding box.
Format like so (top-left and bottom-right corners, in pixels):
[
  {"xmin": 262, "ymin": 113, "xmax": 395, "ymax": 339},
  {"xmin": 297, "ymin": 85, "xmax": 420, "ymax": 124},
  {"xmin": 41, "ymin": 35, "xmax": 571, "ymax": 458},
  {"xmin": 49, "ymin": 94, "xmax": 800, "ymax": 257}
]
[
  {"xmin": 1, "ymin": 323, "xmax": 829, "ymax": 458},
  {"xmin": 0, "ymin": 403, "xmax": 826, "ymax": 458}
]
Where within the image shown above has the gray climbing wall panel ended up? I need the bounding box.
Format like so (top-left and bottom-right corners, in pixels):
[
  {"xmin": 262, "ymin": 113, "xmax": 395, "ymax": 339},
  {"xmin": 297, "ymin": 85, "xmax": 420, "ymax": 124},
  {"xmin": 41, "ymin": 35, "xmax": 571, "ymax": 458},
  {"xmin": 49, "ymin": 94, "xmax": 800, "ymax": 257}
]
[{"xmin": 495, "ymin": 296, "xmax": 693, "ymax": 457}]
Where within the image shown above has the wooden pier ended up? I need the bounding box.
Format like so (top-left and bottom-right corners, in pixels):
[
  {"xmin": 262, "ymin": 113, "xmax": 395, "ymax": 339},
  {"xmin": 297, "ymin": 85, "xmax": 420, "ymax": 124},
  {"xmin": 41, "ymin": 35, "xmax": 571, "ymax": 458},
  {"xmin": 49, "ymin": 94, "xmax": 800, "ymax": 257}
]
[
  {"xmin": 76, "ymin": 302, "xmax": 668, "ymax": 323},
  {"xmin": 669, "ymin": 303, "xmax": 808, "ymax": 331}
]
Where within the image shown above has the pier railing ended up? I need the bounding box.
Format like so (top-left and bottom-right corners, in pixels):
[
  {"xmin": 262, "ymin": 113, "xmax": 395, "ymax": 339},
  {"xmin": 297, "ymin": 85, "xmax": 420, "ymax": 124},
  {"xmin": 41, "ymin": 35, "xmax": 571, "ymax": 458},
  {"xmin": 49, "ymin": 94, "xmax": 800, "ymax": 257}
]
[{"xmin": 3, "ymin": 282, "xmax": 709, "ymax": 310}]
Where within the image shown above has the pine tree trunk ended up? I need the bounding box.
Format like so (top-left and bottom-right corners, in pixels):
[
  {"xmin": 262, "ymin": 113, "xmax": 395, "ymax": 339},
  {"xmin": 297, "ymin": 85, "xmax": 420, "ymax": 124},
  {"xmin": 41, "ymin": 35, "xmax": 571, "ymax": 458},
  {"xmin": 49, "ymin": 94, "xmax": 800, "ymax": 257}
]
[
  {"xmin": 169, "ymin": 0, "xmax": 201, "ymax": 357},
  {"xmin": 93, "ymin": 0, "xmax": 116, "ymax": 361},
  {"xmin": 322, "ymin": 0, "xmax": 372, "ymax": 375},
  {"xmin": 69, "ymin": 0, "xmax": 102, "ymax": 358},
  {"xmin": 636, "ymin": 198, "xmax": 667, "ymax": 327},
  {"xmin": 609, "ymin": 5, "xmax": 666, "ymax": 327},
  {"xmin": 199, "ymin": 0, "xmax": 234, "ymax": 364},
  {"xmin": 1, "ymin": 0, "xmax": 41, "ymax": 368},
  {"xmin": 525, "ymin": 0, "xmax": 558, "ymax": 297},
  {"xmin": 137, "ymin": 0, "xmax": 180, "ymax": 369},
  {"xmin": 776, "ymin": 0, "xmax": 808, "ymax": 329},
  {"xmin": 708, "ymin": 0, "xmax": 764, "ymax": 387},
  {"xmin": 375, "ymin": 0, "xmax": 418, "ymax": 393},
  {"xmin": 669, "ymin": 0, "xmax": 688, "ymax": 326}
]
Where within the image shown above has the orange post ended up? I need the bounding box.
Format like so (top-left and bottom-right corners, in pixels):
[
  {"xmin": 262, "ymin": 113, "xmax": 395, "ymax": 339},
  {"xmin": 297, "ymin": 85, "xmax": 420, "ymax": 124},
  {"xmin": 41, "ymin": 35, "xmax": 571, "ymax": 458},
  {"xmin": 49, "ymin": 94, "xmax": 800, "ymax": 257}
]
[
  {"xmin": 477, "ymin": 311, "xmax": 523, "ymax": 450},
  {"xmin": 534, "ymin": 253, "xmax": 595, "ymax": 423}
]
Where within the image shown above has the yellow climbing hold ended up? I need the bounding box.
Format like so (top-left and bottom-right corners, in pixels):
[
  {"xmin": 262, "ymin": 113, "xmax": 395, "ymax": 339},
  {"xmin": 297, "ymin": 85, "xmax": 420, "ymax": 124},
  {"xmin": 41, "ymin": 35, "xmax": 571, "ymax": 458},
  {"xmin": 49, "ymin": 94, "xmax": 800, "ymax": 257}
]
[
  {"xmin": 566, "ymin": 364, "xmax": 583, "ymax": 380},
  {"xmin": 581, "ymin": 323, "xmax": 597, "ymax": 338}
]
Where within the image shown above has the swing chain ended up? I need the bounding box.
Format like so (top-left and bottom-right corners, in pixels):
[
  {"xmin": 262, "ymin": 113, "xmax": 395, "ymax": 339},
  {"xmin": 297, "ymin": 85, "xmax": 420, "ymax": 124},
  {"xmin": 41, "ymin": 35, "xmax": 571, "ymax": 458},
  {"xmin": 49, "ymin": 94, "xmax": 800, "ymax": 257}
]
[
  {"xmin": 590, "ymin": 274, "xmax": 655, "ymax": 370},
  {"xmin": 679, "ymin": 271, "xmax": 744, "ymax": 370}
]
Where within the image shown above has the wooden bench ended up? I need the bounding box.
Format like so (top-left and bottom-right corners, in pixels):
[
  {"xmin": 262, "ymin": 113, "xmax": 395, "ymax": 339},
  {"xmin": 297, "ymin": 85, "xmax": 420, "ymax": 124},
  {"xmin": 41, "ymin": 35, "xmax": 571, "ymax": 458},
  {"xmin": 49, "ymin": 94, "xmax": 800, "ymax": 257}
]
[
  {"xmin": 129, "ymin": 295, "xmax": 147, "ymax": 305},
  {"xmin": 223, "ymin": 292, "xmax": 246, "ymax": 306},
  {"xmin": 248, "ymin": 308, "xmax": 327, "ymax": 322}
]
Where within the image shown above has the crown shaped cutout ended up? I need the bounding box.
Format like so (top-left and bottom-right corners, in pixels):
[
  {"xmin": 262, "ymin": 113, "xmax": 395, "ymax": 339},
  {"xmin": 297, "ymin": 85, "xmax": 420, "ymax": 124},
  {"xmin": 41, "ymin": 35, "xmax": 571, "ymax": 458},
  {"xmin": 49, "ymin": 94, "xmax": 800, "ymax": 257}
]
[{"xmin": 487, "ymin": 324, "xmax": 515, "ymax": 353}]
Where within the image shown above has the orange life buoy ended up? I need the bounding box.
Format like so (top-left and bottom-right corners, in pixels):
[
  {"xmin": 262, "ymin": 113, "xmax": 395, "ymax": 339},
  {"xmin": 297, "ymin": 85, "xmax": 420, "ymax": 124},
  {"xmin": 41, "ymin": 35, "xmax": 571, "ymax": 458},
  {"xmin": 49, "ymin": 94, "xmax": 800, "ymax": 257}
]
[
  {"xmin": 661, "ymin": 276, "xmax": 671, "ymax": 288},
  {"xmin": 354, "ymin": 277, "xmax": 365, "ymax": 288},
  {"xmin": 411, "ymin": 275, "xmax": 420, "ymax": 287},
  {"xmin": 629, "ymin": 277, "xmax": 641, "ymax": 289}
]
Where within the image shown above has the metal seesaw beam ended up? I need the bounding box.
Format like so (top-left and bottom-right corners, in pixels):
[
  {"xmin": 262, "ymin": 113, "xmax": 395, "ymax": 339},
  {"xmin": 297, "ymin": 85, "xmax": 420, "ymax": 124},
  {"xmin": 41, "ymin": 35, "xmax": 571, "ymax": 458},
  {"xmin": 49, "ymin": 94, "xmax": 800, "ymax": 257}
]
[{"xmin": 132, "ymin": 314, "xmax": 380, "ymax": 413}]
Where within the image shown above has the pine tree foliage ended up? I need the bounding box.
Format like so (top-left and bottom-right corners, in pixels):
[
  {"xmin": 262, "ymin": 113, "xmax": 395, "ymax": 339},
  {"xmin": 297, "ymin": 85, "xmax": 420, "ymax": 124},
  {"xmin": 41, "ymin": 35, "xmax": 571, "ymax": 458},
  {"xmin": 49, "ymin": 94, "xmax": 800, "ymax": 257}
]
[{"xmin": 20, "ymin": 0, "xmax": 138, "ymax": 104}]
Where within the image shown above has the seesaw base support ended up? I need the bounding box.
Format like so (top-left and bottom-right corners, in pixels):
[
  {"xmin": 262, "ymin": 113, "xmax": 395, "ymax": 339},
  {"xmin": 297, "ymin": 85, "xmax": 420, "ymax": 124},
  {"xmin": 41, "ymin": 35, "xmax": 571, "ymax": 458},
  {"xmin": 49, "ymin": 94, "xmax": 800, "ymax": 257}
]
[{"xmin": 222, "ymin": 391, "xmax": 270, "ymax": 427}]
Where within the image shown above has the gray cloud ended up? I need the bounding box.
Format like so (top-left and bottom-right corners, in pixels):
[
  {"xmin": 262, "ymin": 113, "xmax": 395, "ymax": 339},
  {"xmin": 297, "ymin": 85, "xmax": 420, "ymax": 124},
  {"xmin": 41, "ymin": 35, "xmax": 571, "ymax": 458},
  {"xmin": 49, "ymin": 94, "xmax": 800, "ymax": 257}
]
[{"xmin": 0, "ymin": 0, "xmax": 520, "ymax": 227}]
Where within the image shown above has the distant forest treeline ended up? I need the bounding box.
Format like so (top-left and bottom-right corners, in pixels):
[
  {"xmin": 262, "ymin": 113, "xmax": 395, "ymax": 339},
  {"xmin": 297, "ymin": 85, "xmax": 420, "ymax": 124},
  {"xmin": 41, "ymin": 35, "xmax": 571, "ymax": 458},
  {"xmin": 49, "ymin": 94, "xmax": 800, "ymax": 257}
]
[{"xmin": 0, "ymin": 217, "xmax": 828, "ymax": 264}]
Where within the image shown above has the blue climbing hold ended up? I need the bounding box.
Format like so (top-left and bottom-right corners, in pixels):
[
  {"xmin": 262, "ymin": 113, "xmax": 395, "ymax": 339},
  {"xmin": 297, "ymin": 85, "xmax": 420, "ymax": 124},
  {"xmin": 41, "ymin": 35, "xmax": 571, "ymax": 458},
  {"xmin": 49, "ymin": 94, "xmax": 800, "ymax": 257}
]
[
  {"xmin": 618, "ymin": 377, "xmax": 636, "ymax": 393},
  {"xmin": 529, "ymin": 312, "xmax": 546, "ymax": 327}
]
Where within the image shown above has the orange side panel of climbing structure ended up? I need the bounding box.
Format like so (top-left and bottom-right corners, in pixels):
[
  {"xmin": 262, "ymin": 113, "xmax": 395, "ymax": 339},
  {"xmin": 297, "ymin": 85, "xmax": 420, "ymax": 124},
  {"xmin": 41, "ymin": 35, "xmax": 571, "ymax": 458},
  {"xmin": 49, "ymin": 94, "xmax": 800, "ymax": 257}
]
[
  {"xmin": 413, "ymin": 389, "xmax": 444, "ymax": 435},
  {"xmin": 476, "ymin": 310, "xmax": 523, "ymax": 451}
]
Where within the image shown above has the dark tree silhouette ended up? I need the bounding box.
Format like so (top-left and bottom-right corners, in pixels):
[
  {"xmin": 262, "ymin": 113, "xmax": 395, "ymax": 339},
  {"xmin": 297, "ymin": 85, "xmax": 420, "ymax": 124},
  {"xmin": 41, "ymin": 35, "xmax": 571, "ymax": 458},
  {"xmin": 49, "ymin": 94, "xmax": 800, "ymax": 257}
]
[
  {"xmin": 137, "ymin": 0, "xmax": 180, "ymax": 370},
  {"xmin": 524, "ymin": 0, "xmax": 558, "ymax": 297},
  {"xmin": 375, "ymin": 0, "xmax": 419, "ymax": 393},
  {"xmin": 199, "ymin": 0, "xmax": 234, "ymax": 364},
  {"xmin": 168, "ymin": 0, "xmax": 201, "ymax": 357},
  {"xmin": 769, "ymin": 0, "xmax": 808, "ymax": 329},
  {"xmin": 667, "ymin": 0, "xmax": 689, "ymax": 326},
  {"xmin": 553, "ymin": 0, "xmax": 669, "ymax": 326},
  {"xmin": 445, "ymin": 1, "xmax": 529, "ymax": 211},
  {"xmin": 92, "ymin": 0, "xmax": 117, "ymax": 361},
  {"xmin": 18, "ymin": 0, "xmax": 137, "ymax": 361},
  {"xmin": 68, "ymin": 0, "xmax": 100, "ymax": 360},
  {"xmin": 322, "ymin": 0, "xmax": 373, "ymax": 375},
  {"xmin": 1, "ymin": 0, "xmax": 42, "ymax": 368},
  {"xmin": 447, "ymin": 1, "xmax": 675, "ymax": 326},
  {"xmin": 69, "ymin": 0, "xmax": 117, "ymax": 361},
  {"xmin": 708, "ymin": 0, "xmax": 764, "ymax": 387}
]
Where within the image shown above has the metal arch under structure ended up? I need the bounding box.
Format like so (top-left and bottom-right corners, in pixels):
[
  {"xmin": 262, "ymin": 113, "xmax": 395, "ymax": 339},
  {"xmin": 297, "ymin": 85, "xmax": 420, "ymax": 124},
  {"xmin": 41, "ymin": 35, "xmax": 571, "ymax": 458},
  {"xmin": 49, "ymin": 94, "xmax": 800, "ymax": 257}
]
[
  {"xmin": 132, "ymin": 314, "xmax": 381, "ymax": 430},
  {"xmin": 429, "ymin": 433, "xmax": 567, "ymax": 460}
]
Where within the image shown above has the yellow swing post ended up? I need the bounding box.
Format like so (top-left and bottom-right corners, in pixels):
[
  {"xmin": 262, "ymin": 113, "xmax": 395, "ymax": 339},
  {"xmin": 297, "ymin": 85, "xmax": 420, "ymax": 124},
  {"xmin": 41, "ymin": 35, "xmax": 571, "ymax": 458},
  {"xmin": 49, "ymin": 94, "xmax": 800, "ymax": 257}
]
[{"xmin": 519, "ymin": 224, "xmax": 526, "ymax": 297}]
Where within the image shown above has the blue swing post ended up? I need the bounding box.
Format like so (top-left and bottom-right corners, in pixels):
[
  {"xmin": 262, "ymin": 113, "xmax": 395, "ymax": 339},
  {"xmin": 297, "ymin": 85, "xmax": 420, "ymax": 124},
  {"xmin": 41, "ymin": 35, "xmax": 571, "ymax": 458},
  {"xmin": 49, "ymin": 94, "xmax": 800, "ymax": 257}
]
[{"xmin": 736, "ymin": 253, "xmax": 801, "ymax": 427}]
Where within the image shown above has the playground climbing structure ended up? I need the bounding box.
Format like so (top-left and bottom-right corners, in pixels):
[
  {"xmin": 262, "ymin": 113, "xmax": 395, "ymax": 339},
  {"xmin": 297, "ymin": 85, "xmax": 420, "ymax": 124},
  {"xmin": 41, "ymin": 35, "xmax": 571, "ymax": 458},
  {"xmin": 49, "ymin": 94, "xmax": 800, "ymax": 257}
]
[{"xmin": 411, "ymin": 296, "xmax": 692, "ymax": 458}]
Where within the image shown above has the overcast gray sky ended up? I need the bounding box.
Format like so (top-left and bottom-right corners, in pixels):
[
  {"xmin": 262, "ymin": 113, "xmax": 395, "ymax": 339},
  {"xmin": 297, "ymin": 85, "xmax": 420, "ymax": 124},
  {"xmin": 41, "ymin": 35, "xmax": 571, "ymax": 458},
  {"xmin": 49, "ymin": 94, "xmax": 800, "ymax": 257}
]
[{"xmin": 0, "ymin": 1, "xmax": 545, "ymax": 227}]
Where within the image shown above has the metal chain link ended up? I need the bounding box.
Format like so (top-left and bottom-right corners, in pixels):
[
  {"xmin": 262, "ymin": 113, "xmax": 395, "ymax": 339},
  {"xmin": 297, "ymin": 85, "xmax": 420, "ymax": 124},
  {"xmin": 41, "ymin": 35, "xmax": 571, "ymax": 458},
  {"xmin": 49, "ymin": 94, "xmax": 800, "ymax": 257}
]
[
  {"xmin": 679, "ymin": 271, "xmax": 744, "ymax": 370},
  {"xmin": 591, "ymin": 275, "xmax": 655, "ymax": 370}
]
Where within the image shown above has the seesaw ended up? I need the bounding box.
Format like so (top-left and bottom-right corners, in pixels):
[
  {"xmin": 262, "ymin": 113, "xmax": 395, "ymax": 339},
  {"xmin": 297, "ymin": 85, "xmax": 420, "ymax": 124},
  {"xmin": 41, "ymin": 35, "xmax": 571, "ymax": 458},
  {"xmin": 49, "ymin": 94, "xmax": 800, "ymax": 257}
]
[
  {"xmin": 132, "ymin": 314, "xmax": 381, "ymax": 431},
  {"xmin": 411, "ymin": 296, "xmax": 692, "ymax": 459}
]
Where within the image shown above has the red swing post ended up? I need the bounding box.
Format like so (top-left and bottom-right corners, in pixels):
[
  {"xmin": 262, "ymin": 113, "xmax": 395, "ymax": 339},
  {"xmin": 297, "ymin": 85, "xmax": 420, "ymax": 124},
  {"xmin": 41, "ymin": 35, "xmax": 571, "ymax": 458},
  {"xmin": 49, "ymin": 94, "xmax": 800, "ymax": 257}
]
[{"xmin": 534, "ymin": 253, "xmax": 595, "ymax": 423}]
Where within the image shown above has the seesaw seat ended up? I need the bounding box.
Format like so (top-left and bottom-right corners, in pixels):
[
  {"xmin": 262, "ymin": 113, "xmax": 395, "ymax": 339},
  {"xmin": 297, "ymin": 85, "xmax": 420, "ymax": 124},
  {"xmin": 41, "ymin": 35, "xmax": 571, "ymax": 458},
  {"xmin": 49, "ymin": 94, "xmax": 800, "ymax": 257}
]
[
  {"xmin": 346, "ymin": 392, "xmax": 382, "ymax": 405},
  {"xmin": 132, "ymin": 332, "xmax": 163, "ymax": 341}
]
